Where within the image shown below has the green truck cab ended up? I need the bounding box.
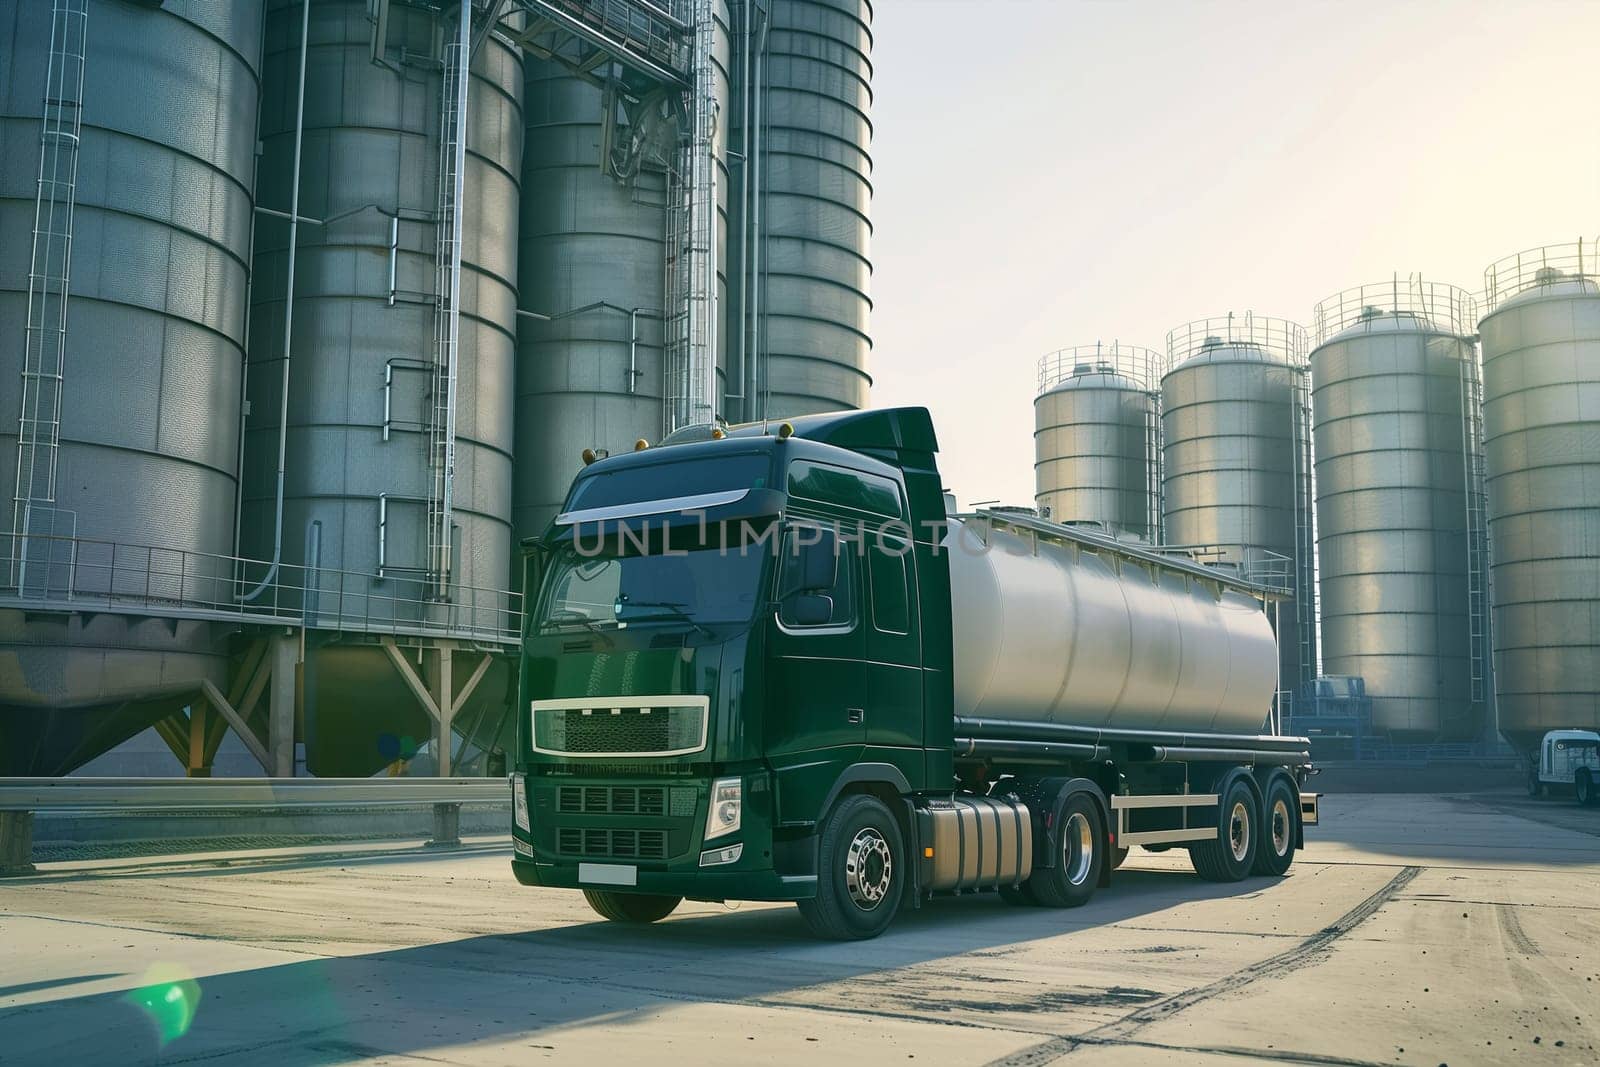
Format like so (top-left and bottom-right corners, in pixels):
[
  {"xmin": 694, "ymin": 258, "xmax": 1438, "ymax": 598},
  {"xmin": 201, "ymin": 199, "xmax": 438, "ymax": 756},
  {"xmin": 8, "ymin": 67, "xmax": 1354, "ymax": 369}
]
[{"xmin": 510, "ymin": 407, "xmax": 1316, "ymax": 939}]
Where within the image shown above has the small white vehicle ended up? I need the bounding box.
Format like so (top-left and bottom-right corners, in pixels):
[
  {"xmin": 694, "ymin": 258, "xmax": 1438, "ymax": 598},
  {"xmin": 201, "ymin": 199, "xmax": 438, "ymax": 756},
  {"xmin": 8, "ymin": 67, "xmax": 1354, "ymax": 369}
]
[{"xmin": 1527, "ymin": 730, "xmax": 1600, "ymax": 806}]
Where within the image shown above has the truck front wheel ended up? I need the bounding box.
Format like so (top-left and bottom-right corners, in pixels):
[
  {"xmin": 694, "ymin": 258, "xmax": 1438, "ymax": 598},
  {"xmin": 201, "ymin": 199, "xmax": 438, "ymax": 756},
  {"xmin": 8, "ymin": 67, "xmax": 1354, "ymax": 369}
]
[
  {"xmin": 1577, "ymin": 769, "xmax": 1597, "ymax": 807},
  {"xmin": 798, "ymin": 794, "xmax": 905, "ymax": 940},
  {"xmin": 1189, "ymin": 780, "xmax": 1259, "ymax": 882},
  {"xmin": 1028, "ymin": 793, "xmax": 1104, "ymax": 908},
  {"xmin": 582, "ymin": 890, "xmax": 683, "ymax": 924}
]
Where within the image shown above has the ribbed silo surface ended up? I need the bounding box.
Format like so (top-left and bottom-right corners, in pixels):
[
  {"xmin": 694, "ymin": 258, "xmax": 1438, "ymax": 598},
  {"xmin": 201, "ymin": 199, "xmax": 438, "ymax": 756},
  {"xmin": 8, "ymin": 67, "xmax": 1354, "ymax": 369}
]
[
  {"xmin": 752, "ymin": 0, "xmax": 872, "ymax": 418},
  {"xmin": 1034, "ymin": 344, "xmax": 1159, "ymax": 540},
  {"xmin": 0, "ymin": 0, "xmax": 261, "ymax": 774},
  {"xmin": 245, "ymin": 0, "xmax": 522, "ymax": 621},
  {"xmin": 1311, "ymin": 284, "xmax": 1481, "ymax": 742},
  {"xmin": 1479, "ymin": 242, "xmax": 1600, "ymax": 752},
  {"xmin": 514, "ymin": 0, "xmax": 732, "ymax": 540},
  {"xmin": 1161, "ymin": 315, "xmax": 1311, "ymax": 692}
]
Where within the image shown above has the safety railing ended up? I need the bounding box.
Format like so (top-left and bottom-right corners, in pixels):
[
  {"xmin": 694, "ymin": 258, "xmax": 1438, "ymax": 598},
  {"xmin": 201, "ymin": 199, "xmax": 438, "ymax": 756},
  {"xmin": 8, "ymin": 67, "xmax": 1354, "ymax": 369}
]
[
  {"xmin": 0, "ymin": 776, "xmax": 509, "ymax": 812},
  {"xmin": 1038, "ymin": 342, "xmax": 1162, "ymax": 393},
  {"xmin": 1313, "ymin": 276, "xmax": 1478, "ymax": 345},
  {"xmin": 0, "ymin": 533, "xmax": 523, "ymax": 644},
  {"xmin": 1159, "ymin": 543, "xmax": 1296, "ymax": 596},
  {"xmin": 1164, "ymin": 312, "xmax": 1308, "ymax": 375},
  {"xmin": 1482, "ymin": 236, "xmax": 1600, "ymax": 312}
]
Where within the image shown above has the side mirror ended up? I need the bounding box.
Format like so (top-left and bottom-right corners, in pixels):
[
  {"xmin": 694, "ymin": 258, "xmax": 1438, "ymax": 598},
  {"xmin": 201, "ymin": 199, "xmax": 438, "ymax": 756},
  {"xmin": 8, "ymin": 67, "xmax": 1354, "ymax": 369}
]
[{"xmin": 787, "ymin": 593, "xmax": 833, "ymax": 626}]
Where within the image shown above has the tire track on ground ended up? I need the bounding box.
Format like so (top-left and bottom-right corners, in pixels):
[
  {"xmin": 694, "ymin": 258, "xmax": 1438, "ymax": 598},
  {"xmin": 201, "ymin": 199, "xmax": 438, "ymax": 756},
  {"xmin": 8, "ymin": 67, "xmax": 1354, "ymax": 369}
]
[{"xmin": 985, "ymin": 865, "xmax": 1423, "ymax": 1066}]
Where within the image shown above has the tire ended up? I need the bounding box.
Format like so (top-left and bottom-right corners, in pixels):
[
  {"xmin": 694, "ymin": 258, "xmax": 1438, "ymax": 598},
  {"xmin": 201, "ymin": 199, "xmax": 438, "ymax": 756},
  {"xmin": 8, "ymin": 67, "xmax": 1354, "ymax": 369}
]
[
  {"xmin": 1527, "ymin": 765, "xmax": 1542, "ymax": 798},
  {"xmin": 1251, "ymin": 778, "xmax": 1298, "ymax": 876},
  {"xmin": 1577, "ymin": 769, "xmax": 1597, "ymax": 808},
  {"xmin": 797, "ymin": 794, "xmax": 905, "ymax": 940},
  {"xmin": 582, "ymin": 890, "xmax": 682, "ymax": 924},
  {"xmin": 1110, "ymin": 846, "xmax": 1130, "ymax": 871},
  {"xmin": 1027, "ymin": 793, "xmax": 1105, "ymax": 908},
  {"xmin": 1189, "ymin": 779, "xmax": 1260, "ymax": 882}
]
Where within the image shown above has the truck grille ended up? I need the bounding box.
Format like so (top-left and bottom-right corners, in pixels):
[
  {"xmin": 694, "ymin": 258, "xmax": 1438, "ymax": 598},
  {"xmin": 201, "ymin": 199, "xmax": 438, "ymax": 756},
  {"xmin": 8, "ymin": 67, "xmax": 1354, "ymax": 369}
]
[
  {"xmin": 558, "ymin": 785, "xmax": 667, "ymax": 815},
  {"xmin": 530, "ymin": 696, "xmax": 708, "ymax": 757},
  {"xmin": 558, "ymin": 827, "xmax": 668, "ymax": 860}
]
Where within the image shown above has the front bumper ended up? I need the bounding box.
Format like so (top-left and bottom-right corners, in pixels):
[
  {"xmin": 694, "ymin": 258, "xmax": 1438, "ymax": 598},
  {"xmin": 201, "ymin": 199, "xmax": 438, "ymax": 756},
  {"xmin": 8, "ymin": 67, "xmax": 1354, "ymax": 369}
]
[{"xmin": 511, "ymin": 854, "xmax": 816, "ymax": 901}]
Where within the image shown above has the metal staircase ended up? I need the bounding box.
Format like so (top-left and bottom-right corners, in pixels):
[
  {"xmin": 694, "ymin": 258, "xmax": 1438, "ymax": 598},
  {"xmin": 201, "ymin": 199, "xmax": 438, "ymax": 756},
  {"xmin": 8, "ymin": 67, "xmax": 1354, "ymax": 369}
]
[
  {"xmin": 1143, "ymin": 390, "xmax": 1162, "ymax": 542},
  {"xmin": 427, "ymin": 0, "xmax": 471, "ymax": 600},
  {"xmin": 662, "ymin": 0, "xmax": 719, "ymax": 434},
  {"xmin": 9, "ymin": 0, "xmax": 88, "ymax": 595},
  {"xmin": 1460, "ymin": 349, "xmax": 1490, "ymax": 706}
]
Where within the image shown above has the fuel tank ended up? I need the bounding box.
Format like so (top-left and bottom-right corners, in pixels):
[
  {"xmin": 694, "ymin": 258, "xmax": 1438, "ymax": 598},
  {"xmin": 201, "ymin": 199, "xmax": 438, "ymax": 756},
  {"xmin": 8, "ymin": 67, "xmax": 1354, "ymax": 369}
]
[{"xmin": 946, "ymin": 514, "xmax": 1279, "ymax": 735}]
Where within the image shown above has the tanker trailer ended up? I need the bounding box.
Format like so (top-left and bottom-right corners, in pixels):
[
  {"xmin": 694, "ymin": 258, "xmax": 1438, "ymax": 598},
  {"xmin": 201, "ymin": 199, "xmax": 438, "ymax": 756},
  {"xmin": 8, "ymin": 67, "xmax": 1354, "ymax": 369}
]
[{"xmin": 511, "ymin": 406, "xmax": 1317, "ymax": 939}]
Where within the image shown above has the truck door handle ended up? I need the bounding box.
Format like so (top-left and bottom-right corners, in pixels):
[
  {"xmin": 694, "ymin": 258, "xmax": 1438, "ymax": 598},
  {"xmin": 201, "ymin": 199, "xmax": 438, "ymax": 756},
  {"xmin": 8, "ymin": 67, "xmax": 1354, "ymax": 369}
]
[{"xmin": 847, "ymin": 708, "xmax": 864, "ymax": 724}]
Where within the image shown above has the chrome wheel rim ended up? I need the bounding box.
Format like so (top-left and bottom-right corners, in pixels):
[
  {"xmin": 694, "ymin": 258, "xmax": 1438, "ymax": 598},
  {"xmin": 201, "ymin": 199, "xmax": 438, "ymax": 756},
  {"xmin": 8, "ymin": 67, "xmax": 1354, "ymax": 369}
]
[
  {"xmin": 1270, "ymin": 797, "xmax": 1291, "ymax": 857},
  {"xmin": 1228, "ymin": 800, "xmax": 1252, "ymax": 863},
  {"xmin": 1064, "ymin": 811, "xmax": 1094, "ymax": 886},
  {"xmin": 845, "ymin": 828, "xmax": 893, "ymax": 910}
]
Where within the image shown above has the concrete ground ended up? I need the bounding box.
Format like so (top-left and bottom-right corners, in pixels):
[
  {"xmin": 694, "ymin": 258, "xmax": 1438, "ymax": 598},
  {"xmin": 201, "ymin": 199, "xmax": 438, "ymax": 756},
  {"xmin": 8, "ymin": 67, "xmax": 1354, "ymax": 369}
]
[{"xmin": 1, "ymin": 793, "xmax": 1596, "ymax": 1066}]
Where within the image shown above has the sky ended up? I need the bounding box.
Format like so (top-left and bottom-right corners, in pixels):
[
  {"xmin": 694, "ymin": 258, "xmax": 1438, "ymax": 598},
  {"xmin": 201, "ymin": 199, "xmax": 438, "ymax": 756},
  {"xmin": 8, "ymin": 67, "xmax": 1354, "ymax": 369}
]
[{"xmin": 868, "ymin": 0, "xmax": 1600, "ymax": 507}]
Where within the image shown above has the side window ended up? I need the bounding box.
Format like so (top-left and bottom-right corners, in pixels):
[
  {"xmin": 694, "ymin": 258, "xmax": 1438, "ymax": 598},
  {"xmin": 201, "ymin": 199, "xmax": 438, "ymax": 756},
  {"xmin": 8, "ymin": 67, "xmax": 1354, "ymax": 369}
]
[
  {"xmin": 777, "ymin": 527, "xmax": 854, "ymax": 629},
  {"xmin": 868, "ymin": 543, "xmax": 910, "ymax": 634}
]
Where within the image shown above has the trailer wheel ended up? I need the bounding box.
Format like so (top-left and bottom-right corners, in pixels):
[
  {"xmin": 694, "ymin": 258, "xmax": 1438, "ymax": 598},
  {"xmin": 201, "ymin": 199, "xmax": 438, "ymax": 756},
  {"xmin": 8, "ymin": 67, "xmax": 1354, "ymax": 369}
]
[
  {"xmin": 1527, "ymin": 764, "xmax": 1543, "ymax": 798},
  {"xmin": 1251, "ymin": 778, "xmax": 1298, "ymax": 876},
  {"xmin": 1577, "ymin": 769, "xmax": 1597, "ymax": 808},
  {"xmin": 797, "ymin": 794, "xmax": 905, "ymax": 940},
  {"xmin": 582, "ymin": 890, "xmax": 682, "ymax": 924},
  {"xmin": 1028, "ymin": 794, "xmax": 1104, "ymax": 908},
  {"xmin": 1189, "ymin": 780, "xmax": 1259, "ymax": 882}
]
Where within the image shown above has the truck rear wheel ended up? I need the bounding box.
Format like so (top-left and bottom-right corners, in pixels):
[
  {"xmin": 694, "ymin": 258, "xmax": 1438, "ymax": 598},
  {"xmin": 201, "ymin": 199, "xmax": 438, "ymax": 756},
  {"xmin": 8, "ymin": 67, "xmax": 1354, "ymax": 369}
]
[
  {"xmin": 1251, "ymin": 778, "xmax": 1298, "ymax": 876},
  {"xmin": 1028, "ymin": 793, "xmax": 1104, "ymax": 908},
  {"xmin": 582, "ymin": 890, "xmax": 682, "ymax": 924},
  {"xmin": 1189, "ymin": 780, "xmax": 1259, "ymax": 882},
  {"xmin": 798, "ymin": 794, "xmax": 905, "ymax": 940},
  {"xmin": 1577, "ymin": 769, "xmax": 1597, "ymax": 807}
]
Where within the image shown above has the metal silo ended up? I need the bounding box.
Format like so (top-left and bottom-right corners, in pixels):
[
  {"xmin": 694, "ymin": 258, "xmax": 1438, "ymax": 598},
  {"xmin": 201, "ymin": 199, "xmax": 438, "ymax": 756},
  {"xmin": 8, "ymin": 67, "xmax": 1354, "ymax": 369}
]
[
  {"xmin": 514, "ymin": 0, "xmax": 732, "ymax": 538},
  {"xmin": 1162, "ymin": 314, "xmax": 1315, "ymax": 699},
  {"xmin": 1034, "ymin": 343, "xmax": 1160, "ymax": 540},
  {"xmin": 243, "ymin": 0, "xmax": 522, "ymax": 775},
  {"xmin": 1311, "ymin": 280, "xmax": 1486, "ymax": 742},
  {"xmin": 741, "ymin": 0, "xmax": 873, "ymax": 419},
  {"xmin": 0, "ymin": 0, "xmax": 262, "ymax": 774},
  {"xmin": 1480, "ymin": 239, "xmax": 1600, "ymax": 754}
]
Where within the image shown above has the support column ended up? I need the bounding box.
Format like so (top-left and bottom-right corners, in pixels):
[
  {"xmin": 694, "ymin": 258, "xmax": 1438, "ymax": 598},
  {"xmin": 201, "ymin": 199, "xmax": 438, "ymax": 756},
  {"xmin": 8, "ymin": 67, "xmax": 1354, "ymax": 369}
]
[
  {"xmin": 187, "ymin": 703, "xmax": 212, "ymax": 778},
  {"xmin": 0, "ymin": 812, "xmax": 35, "ymax": 877},
  {"xmin": 426, "ymin": 802, "xmax": 462, "ymax": 849},
  {"xmin": 430, "ymin": 640, "xmax": 456, "ymax": 777},
  {"xmin": 269, "ymin": 632, "xmax": 299, "ymax": 777}
]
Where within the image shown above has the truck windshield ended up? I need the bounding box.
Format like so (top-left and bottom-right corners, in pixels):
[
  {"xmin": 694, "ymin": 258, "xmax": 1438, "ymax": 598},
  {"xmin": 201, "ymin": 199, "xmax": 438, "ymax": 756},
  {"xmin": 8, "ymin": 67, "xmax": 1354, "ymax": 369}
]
[{"xmin": 538, "ymin": 545, "xmax": 768, "ymax": 632}]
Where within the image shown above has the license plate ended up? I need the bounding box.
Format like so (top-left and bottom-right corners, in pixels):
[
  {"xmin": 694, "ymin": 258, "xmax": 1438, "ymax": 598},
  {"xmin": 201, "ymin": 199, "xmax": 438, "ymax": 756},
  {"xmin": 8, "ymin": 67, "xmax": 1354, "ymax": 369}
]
[{"xmin": 579, "ymin": 862, "xmax": 638, "ymax": 887}]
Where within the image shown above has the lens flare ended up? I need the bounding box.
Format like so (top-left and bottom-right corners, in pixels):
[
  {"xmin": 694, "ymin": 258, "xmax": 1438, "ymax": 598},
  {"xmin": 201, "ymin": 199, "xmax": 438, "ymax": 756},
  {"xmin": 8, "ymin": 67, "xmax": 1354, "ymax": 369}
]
[{"xmin": 121, "ymin": 964, "xmax": 201, "ymax": 1046}]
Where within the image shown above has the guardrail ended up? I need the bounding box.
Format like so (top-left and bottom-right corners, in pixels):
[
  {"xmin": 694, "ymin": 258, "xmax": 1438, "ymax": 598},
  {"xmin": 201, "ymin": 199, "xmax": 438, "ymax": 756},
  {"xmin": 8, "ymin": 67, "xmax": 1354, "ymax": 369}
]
[
  {"xmin": 0, "ymin": 777, "xmax": 512, "ymax": 876},
  {"xmin": 0, "ymin": 776, "xmax": 509, "ymax": 811}
]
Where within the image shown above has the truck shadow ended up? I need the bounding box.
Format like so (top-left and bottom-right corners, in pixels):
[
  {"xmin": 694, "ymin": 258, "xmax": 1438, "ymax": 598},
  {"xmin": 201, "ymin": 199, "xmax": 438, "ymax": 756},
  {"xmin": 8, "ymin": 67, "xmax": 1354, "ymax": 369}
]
[{"xmin": 0, "ymin": 866, "xmax": 1268, "ymax": 1064}]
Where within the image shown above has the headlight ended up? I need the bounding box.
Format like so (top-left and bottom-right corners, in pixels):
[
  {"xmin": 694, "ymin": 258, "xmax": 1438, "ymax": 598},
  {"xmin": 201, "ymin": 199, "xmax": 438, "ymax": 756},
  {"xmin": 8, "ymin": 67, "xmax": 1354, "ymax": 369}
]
[
  {"xmin": 511, "ymin": 772, "xmax": 531, "ymax": 833},
  {"xmin": 703, "ymin": 777, "xmax": 742, "ymax": 842}
]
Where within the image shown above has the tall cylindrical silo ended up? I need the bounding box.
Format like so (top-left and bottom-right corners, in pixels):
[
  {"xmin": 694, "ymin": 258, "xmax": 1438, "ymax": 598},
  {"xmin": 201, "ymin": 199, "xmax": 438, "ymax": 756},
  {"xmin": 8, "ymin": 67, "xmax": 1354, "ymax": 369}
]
[
  {"xmin": 1311, "ymin": 282, "xmax": 1484, "ymax": 742},
  {"xmin": 1479, "ymin": 240, "xmax": 1600, "ymax": 754},
  {"xmin": 514, "ymin": 0, "xmax": 732, "ymax": 539},
  {"xmin": 744, "ymin": 0, "xmax": 873, "ymax": 418},
  {"xmin": 244, "ymin": 0, "xmax": 521, "ymax": 775},
  {"xmin": 1034, "ymin": 344, "xmax": 1160, "ymax": 540},
  {"xmin": 0, "ymin": 0, "xmax": 262, "ymax": 774},
  {"xmin": 1162, "ymin": 315, "xmax": 1314, "ymax": 697}
]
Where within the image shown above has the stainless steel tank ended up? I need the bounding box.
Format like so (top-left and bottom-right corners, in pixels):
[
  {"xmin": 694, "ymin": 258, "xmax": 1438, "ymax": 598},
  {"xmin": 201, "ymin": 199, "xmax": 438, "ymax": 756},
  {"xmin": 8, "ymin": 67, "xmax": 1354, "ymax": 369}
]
[
  {"xmin": 245, "ymin": 0, "xmax": 521, "ymax": 615},
  {"xmin": 1161, "ymin": 315, "xmax": 1312, "ymax": 695},
  {"xmin": 1034, "ymin": 344, "xmax": 1159, "ymax": 540},
  {"xmin": 745, "ymin": 0, "xmax": 873, "ymax": 418},
  {"xmin": 947, "ymin": 514, "xmax": 1279, "ymax": 734},
  {"xmin": 1479, "ymin": 241, "xmax": 1600, "ymax": 753},
  {"xmin": 244, "ymin": 0, "xmax": 521, "ymax": 776},
  {"xmin": 0, "ymin": 0, "xmax": 261, "ymax": 774},
  {"xmin": 1311, "ymin": 282, "xmax": 1483, "ymax": 742}
]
